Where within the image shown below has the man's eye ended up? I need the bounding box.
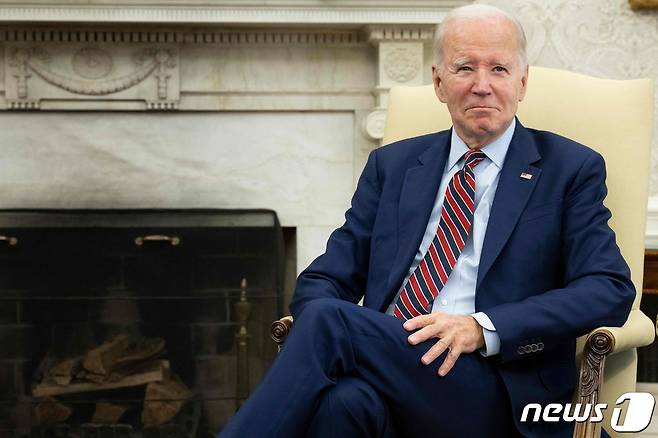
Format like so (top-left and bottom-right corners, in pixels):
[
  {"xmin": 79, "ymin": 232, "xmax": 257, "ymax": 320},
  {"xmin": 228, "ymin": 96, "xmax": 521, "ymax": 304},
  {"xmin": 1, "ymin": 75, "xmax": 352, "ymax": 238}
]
[
  {"xmin": 458, "ymin": 66, "xmax": 472, "ymax": 72},
  {"xmin": 493, "ymin": 66, "xmax": 508, "ymax": 73}
]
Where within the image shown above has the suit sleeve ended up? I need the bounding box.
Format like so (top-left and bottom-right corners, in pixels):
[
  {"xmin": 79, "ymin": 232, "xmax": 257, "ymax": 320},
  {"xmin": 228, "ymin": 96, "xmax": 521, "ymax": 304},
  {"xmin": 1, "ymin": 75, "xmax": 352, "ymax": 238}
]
[
  {"xmin": 289, "ymin": 149, "xmax": 382, "ymax": 318},
  {"xmin": 485, "ymin": 152, "xmax": 635, "ymax": 363}
]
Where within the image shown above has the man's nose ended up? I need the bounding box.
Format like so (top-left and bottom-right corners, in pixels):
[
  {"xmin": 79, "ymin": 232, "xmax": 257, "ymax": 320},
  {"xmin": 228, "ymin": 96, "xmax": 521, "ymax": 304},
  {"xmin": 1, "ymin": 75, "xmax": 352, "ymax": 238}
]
[{"xmin": 471, "ymin": 70, "xmax": 492, "ymax": 95}]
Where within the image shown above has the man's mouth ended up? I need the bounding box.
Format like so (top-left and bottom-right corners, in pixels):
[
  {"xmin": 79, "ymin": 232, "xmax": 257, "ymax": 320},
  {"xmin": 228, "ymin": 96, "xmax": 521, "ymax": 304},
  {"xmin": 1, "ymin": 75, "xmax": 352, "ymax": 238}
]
[{"xmin": 467, "ymin": 106, "xmax": 497, "ymax": 111}]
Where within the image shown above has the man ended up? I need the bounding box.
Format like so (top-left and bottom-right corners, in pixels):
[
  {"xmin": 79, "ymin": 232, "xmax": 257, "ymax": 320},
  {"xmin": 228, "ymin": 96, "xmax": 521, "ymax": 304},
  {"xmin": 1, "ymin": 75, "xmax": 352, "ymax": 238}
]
[{"xmin": 219, "ymin": 4, "xmax": 634, "ymax": 437}]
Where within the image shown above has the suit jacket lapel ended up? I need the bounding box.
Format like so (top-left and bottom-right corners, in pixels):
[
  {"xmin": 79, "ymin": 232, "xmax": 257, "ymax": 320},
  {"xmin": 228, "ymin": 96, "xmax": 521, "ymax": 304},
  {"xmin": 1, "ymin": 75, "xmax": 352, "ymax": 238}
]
[
  {"xmin": 383, "ymin": 131, "xmax": 450, "ymax": 310},
  {"xmin": 476, "ymin": 121, "xmax": 542, "ymax": 291}
]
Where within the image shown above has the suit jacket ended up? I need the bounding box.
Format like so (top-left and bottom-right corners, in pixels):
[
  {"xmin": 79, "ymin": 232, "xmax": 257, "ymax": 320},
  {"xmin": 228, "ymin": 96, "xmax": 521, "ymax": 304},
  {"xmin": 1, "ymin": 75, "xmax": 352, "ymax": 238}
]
[{"xmin": 289, "ymin": 120, "xmax": 635, "ymax": 436}]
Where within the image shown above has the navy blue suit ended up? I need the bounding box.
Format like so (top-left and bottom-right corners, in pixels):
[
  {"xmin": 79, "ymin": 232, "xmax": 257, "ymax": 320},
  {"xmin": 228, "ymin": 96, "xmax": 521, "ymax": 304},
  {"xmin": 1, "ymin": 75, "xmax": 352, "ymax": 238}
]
[{"xmin": 221, "ymin": 121, "xmax": 634, "ymax": 437}]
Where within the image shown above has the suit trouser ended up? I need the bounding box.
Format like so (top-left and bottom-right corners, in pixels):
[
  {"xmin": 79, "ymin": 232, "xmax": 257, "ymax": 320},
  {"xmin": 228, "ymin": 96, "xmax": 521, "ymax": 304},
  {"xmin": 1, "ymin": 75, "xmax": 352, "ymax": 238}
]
[
  {"xmin": 218, "ymin": 298, "xmax": 518, "ymax": 438},
  {"xmin": 307, "ymin": 375, "xmax": 399, "ymax": 437}
]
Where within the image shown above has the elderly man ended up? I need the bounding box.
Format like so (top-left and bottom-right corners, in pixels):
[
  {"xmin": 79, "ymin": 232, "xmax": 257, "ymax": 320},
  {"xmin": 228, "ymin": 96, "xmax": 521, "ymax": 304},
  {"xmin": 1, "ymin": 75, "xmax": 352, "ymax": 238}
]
[{"xmin": 219, "ymin": 4, "xmax": 633, "ymax": 438}]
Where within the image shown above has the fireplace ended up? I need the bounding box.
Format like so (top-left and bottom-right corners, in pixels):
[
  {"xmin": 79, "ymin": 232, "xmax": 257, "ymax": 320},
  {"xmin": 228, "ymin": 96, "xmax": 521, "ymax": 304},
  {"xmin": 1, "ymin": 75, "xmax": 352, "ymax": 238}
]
[
  {"xmin": 0, "ymin": 2, "xmax": 455, "ymax": 435},
  {"xmin": 0, "ymin": 209, "xmax": 285, "ymax": 437}
]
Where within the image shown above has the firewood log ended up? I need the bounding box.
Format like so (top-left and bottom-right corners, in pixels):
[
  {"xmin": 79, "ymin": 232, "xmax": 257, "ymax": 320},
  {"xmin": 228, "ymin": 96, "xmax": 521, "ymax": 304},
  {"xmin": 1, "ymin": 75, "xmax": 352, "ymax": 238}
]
[
  {"xmin": 83, "ymin": 334, "xmax": 165, "ymax": 376},
  {"xmin": 33, "ymin": 397, "xmax": 72, "ymax": 426},
  {"xmin": 32, "ymin": 360, "xmax": 170, "ymax": 397},
  {"xmin": 49, "ymin": 357, "xmax": 81, "ymax": 386},
  {"xmin": 83, "ymin": 334, "xmax": 132, "ymax": 375},
  {"xmin": 142, "ymin": 377, "xmax": 192, "ymax": 427},
  {"xmin": 92, "ymin": 401, "xmax": 130, "ymax": 424}
]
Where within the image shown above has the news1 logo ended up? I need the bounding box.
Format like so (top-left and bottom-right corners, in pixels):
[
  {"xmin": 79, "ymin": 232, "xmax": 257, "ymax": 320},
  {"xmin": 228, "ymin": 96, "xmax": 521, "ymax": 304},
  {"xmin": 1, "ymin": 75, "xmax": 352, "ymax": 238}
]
[{"xmin": 521, "ymin": 392, "xmax": 656, "ymax": 433}]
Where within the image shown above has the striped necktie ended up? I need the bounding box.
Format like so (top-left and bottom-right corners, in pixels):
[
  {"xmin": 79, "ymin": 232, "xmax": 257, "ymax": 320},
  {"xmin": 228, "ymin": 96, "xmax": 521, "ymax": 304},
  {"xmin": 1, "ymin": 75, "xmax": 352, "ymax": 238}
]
[{"xmin": 394, "ymin": 150, "xmax": 487, "ymax": 320}]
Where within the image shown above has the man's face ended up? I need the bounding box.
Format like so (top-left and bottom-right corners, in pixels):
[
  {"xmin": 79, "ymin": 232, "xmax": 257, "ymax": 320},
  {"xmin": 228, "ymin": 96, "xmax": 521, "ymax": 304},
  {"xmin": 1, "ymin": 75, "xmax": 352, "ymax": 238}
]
[{"xmin": 432, "ymin": 17, "xmax": 528, "ymax": 148}]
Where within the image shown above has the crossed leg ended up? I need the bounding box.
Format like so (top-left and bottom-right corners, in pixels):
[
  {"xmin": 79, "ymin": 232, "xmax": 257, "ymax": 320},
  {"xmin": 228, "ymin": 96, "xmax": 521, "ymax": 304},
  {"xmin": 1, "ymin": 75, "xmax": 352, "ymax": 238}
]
[
  {"xmin": 307, "ymin": 376, "xmax": 399, "ymax": 438},
  {"xmin": 219, "ymin": 298, "xmax": 517, "ymax": 438}
]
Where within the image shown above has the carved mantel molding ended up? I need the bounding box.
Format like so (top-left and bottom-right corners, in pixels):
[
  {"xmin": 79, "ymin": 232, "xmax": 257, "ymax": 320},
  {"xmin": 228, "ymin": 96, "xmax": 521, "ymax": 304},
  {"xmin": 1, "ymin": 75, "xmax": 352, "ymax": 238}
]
[
  {"xmin": 0, "ymin": 23, "xmax": 435, "ymax": 113},
  {"xmin": 365, "ymin": 25, "xmax": 436, "ymax": 43},
  {"xmin": 0, "ymin": 1, "xmax": 468, "ymax": 25},
  {"xmin": 0, "ymin": 2, "xmax": 447, "ymax": 131},
  {"xmin": 4, "ymin": 42, "xmax": 180, "ymax": 110},
  {"xmin": 0, "ymin": 28, "xmax": 366, "ymax": 45}
]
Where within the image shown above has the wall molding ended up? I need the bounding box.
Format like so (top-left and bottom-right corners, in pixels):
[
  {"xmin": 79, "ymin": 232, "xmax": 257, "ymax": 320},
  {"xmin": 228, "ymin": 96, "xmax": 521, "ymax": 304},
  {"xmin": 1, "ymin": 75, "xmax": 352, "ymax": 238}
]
[
  {"xmin": 0, "ymin": 25, "xmax": 435, "ymax": 46},
  {"xmin": 0, "ymin": 28, "xmax": 368, "ymax": 45},
  {"xmin": 365, "ymin": 25, "xmax": 435, "ymax": 42},
  {"xmin": 0, "ymin": 2, "xmax": 468, "ymax": 25}
]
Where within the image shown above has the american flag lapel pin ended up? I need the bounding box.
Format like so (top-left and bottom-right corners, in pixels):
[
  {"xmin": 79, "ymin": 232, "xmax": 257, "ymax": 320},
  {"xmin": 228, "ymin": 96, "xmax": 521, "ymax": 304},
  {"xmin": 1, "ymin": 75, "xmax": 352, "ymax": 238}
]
[{"xmin": 520, "ymin": 172, "xmax": 533, "ymax": 180}]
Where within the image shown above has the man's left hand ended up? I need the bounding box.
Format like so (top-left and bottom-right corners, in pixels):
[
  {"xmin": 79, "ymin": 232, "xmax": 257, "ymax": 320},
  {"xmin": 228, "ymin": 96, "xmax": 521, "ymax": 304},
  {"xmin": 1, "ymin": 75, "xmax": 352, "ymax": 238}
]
[{"xmin": 403, "ymin": 313, "xmax": 485, "ymax": 376}]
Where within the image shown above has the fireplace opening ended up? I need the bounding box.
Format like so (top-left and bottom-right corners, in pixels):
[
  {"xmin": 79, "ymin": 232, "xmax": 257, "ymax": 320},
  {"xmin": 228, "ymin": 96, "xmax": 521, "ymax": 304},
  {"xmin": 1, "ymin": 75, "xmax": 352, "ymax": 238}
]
[{"xmin": 0, "ymin": 209, "xmax": 286, "ymax": 437}]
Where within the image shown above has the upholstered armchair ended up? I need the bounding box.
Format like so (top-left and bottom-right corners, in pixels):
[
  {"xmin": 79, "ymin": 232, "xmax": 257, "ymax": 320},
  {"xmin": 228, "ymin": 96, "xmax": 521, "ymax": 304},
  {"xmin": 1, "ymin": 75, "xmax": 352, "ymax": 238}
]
[{"xmin": 271, "ymin": 66, "xmax": 655, "ymax": 438}]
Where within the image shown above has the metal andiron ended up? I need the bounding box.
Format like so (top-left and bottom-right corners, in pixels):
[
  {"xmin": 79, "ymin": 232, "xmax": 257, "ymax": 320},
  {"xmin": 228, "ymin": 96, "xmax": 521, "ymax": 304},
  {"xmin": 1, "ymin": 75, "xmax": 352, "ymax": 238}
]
[{"xmin": 235, "ymin": 278, "xmax": 252, "ymax": 411}]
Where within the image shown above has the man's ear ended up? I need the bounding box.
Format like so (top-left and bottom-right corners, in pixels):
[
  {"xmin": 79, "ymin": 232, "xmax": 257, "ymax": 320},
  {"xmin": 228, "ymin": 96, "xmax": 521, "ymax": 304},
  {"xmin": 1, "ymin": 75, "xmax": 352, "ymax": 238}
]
[
  {"xmin": 432, "ymin": 65, "xmax": 447, "ymax": 103},
  {"xmin": 518, "ymin": 64, "xmax": 529, "ymax": 102}
]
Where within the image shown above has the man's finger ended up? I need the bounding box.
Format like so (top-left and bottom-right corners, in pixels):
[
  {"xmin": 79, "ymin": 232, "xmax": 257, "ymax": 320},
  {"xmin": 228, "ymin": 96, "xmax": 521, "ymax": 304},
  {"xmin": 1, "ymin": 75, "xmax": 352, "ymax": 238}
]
[
  {"xmin": 438, "ymin": 346, "xmax": 461, "ymax": 376},
  {"xmin": 421, "ymin": 337, "xmax": 452, "ymax": 365},
  {"xmin": 402, "ymin": 313, "xmax": 434, "ymax": 331},
  {"xmin": 408, "ymin": 323, "xmax": 442, "ymax": 345}
]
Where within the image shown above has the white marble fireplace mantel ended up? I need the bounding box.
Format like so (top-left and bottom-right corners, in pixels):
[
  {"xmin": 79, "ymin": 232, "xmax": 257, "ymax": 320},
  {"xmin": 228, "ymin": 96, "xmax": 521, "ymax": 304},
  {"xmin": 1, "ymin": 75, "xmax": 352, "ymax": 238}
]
[{"xmin": 0, "ymin": 1, "xmax": 466, "ymax": 280}]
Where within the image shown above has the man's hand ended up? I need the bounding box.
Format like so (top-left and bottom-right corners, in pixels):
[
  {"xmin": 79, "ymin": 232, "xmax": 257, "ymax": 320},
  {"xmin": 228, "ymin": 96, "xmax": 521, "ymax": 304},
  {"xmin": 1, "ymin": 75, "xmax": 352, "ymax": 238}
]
[{"xmin": 403, "ymin": 313, "xmax": 485, "ymax": 376}]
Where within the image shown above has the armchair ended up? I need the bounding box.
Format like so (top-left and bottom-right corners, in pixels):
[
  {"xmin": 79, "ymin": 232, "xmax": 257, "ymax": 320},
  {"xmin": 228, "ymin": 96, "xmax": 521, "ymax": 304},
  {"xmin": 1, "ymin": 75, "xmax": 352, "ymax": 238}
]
[{"xmin": 271, "ymin": 66, "xmax": 655, "ymax": 438}]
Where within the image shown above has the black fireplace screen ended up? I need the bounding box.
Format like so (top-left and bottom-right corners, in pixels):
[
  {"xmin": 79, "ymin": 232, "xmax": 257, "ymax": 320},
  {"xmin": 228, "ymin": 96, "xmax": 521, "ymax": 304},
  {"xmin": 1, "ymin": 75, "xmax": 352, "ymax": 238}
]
[{"xmin": 0, "ymin": 209, "xmax": 285, "ymax": 438}]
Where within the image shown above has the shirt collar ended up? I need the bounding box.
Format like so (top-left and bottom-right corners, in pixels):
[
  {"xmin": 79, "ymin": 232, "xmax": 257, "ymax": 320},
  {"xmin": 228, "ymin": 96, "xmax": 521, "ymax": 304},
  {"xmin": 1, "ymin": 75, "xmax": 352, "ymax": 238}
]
[{"xmin": 447, "ymin": 118, "xmax": 516, "ymax": 170}]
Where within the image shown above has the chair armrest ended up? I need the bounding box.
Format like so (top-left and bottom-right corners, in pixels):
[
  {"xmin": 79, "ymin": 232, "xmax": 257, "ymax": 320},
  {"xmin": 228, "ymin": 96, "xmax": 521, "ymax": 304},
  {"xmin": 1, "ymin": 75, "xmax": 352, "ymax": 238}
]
[
  {"xmin": 271, "ymin": 315, "xmax": 294, "ymax": 352},
  {"xmin": 599, "ymin": 309, "xmax": 655, "ymax": 354},
  {"xmin": 573, "ymin": 309, "xmax": 655, "ymax": 438}
]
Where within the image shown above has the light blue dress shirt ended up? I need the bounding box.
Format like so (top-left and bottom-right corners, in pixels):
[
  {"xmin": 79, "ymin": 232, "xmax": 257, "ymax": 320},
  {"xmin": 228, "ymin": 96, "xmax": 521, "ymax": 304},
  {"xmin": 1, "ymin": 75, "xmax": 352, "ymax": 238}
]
[{"xmin": 386, "ymin": 119, "xmax": 516, "ymax": 356}]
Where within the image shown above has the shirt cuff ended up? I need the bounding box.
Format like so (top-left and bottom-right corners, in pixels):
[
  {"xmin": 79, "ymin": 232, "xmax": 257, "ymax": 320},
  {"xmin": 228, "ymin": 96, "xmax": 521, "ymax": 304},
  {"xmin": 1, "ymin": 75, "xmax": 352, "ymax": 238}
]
[{"xmin": 471, "ymin": 312, "xmax": 500, "ymax": 357}]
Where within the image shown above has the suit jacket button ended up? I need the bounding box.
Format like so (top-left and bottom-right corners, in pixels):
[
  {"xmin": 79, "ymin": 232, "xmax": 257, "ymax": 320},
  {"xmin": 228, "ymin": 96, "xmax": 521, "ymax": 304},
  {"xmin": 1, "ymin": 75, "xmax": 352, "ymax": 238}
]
[
  {"xmin": 523, "ymin": 345, "xmax": 532, "ymax": 354},
  {"xmin": 537, "ymin": 342, "xmax": 544, "ymax": 350},
  {"xmin": 517, "ymin": 346, "xmax": 525, "ymax": 355},
  {"xmin": 531, "ymin": 344, "xmax": 538, "ymax": 352}
]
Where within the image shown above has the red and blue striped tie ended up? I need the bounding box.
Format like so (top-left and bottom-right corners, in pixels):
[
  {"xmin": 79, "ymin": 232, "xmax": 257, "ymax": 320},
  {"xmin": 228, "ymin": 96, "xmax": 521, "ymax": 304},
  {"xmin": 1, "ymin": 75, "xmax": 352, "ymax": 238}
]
[{"xmin": 394, "ymin": 150, "xmax": 487, "ymax": 320}]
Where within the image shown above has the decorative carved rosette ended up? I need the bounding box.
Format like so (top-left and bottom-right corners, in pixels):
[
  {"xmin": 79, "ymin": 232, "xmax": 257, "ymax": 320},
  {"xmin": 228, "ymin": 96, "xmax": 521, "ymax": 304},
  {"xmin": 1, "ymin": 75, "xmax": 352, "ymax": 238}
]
[
  {"xmin": 362, "ymin": 110, "xmax": 387, "ymax": 141},
  {"xmin": 383, "ymin": 46, "xmax": 421, "ymax": 83},
  {"xmin": 72, "ymin": 47, "xmax": 113, "ymax": 80}
]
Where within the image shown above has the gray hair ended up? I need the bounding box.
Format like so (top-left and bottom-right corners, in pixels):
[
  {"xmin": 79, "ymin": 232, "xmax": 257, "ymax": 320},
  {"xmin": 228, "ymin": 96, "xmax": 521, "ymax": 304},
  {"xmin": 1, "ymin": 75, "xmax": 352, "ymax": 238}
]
[{"xmin": 434, "ymin": 4, "xmax": 527, "ymax": 72}]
